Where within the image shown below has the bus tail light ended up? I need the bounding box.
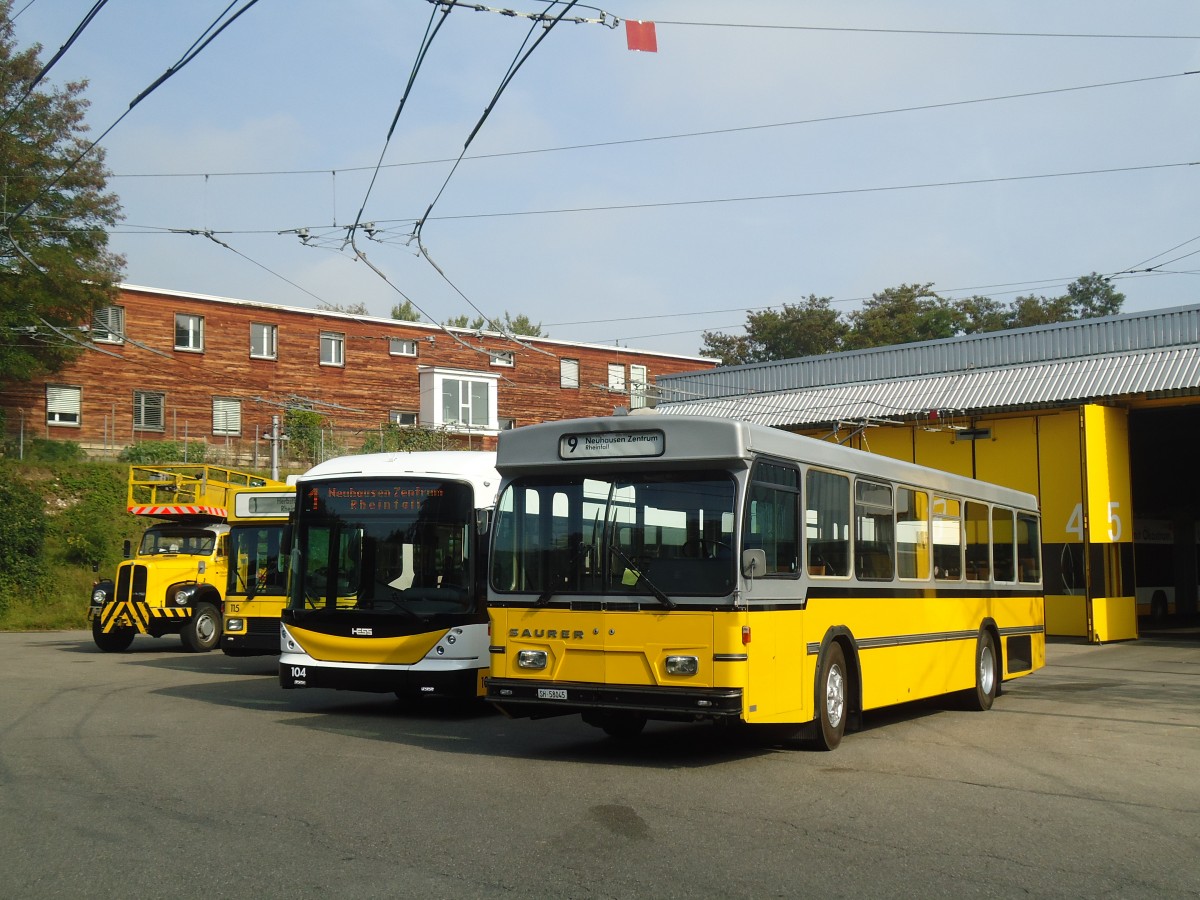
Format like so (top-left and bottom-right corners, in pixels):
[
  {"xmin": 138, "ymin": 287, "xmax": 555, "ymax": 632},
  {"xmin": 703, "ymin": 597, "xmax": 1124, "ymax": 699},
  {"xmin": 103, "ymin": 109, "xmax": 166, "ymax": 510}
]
[{"xmin": 742, "ymin": 626, "xmax": 751, "ymax": 645}]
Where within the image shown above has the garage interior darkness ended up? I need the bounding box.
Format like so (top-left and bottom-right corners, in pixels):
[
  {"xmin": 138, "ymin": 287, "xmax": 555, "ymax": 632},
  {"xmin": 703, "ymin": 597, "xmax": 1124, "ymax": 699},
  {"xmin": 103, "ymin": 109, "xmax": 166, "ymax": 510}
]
[{"xmin": 1129, "ymin": 405, "xmax": 1200, "ymax": 621}]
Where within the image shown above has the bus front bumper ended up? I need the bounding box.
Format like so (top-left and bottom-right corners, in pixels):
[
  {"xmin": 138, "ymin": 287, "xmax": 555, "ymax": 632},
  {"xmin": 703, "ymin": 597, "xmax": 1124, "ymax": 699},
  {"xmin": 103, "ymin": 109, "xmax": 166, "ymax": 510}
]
[{"xmin": 485, "ymin": 677, "xmax": 743, "ymax": 721}]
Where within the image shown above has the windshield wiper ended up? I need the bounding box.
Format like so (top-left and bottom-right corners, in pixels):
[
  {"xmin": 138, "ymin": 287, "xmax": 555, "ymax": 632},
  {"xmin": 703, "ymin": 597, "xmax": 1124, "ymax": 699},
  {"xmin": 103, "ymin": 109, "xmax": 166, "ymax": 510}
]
[{"xmin": 608, "ymin": 541, "xmax": 675, "ymax": 610}]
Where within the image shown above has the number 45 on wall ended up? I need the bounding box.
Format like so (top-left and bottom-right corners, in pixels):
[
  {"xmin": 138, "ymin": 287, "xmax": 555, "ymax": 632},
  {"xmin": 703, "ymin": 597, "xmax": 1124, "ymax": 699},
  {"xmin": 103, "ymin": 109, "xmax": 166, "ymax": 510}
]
[{"xmin": 1065, "ymin": 501, "xmax": 1123, "ymax": 542}]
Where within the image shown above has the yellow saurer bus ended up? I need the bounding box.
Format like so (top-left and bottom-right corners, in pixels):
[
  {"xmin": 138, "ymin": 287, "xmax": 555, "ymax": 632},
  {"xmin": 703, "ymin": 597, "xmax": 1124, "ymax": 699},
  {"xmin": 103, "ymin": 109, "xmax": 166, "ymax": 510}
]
[
  {"xmin": 221, "ymin": 487, "xmax": 296, "ymax": 656},
  {"xmin": 486, "ymin": 415, "xmax": 1045, "ymax": 748},
  {"xmin": 279, "ymin": 451, "xmax": 499, "ymax": 700}
]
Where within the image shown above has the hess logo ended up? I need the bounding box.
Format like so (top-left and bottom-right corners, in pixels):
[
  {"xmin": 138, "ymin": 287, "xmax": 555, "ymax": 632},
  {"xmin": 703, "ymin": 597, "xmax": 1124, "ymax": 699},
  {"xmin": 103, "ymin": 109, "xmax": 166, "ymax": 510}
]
[{"xmin": 351, "ymin": 627, "xmax": 373, "ymax": 636}]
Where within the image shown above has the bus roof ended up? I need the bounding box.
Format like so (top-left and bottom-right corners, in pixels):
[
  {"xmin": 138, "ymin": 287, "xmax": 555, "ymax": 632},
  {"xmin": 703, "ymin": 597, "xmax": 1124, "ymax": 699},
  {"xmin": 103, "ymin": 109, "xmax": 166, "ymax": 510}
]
[
  {"xmin": 296, "ymin": 450, "xmax": 500, "ymax": 505},
  {"xmin": 496, "ymin": 414, "xmax": 1038, "ymax": 511}
]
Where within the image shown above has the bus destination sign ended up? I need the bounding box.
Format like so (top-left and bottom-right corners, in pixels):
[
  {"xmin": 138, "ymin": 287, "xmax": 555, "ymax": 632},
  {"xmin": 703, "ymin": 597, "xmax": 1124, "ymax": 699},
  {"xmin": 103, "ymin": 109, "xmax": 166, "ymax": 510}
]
[{"xmin": 559, "ymin": 430, "xmax": 665, "ymax": 460}]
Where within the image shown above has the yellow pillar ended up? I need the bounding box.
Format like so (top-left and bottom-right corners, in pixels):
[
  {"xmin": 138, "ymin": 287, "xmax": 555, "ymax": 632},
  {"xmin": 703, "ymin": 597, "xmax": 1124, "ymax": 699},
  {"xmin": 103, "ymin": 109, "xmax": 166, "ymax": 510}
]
[{"xmin": 1080, "ymin": 405, "xmax": 1137, "ymax": 642}]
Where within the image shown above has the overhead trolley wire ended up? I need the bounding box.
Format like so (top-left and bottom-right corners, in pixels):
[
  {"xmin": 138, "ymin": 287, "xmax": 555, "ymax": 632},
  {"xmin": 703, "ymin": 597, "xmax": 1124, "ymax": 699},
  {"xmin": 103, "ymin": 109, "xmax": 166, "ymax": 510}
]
[{"xmin": 2, "ymin": 0, "xmax": 264, "ymax": 229}]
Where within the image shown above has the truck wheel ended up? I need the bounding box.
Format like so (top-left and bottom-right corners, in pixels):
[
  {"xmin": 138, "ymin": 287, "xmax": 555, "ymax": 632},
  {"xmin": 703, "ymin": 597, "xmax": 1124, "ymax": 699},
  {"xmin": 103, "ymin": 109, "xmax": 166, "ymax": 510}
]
[
  {"xmin": 181, "ymin": 602, "xmax": 221, "ymax": 652},
  {"xmin": 92, "ymin": 616, "xmax": 135, "ymax": 652}
]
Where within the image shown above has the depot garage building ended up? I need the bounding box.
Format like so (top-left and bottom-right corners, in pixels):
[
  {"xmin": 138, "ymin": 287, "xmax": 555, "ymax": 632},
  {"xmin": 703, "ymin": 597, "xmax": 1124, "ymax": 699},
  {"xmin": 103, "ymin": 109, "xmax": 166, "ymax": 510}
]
[{"xmin": 657, "ymin": 304, "xmax": 1200, "ymax": 642}]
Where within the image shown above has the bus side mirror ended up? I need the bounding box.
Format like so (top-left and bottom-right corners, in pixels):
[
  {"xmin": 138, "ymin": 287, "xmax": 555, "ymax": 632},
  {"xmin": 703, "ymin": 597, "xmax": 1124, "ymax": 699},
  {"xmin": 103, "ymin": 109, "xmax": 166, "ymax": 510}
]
[
  {"xmin": 476, "ymin": 509, "xmax": 491, "ymax": 535},
  {"xmin": 122, "ymin": 539, "xmax": 132, "ymax": 559},
  {"xmin": 741, "ymin": 548, "xmax": 766, "ymax": 578}
]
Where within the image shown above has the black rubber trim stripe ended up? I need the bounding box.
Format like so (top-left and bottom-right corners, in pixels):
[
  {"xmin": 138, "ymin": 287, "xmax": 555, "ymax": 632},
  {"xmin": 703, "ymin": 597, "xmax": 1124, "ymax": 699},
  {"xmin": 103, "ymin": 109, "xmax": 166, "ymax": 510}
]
[{"xmin": 804, "ymin": 622, "xmax": 1046, "ymax": 656}]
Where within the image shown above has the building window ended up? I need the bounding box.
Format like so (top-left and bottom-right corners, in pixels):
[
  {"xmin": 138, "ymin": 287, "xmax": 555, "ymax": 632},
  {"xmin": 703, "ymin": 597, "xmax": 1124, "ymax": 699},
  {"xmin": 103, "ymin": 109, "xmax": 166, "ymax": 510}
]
[
  {"xmin": 134, "ymin": 390, "xmax": 165, "ymax": 431},
  {"xmin": 250, "ymin": 323, "xmax": 277, "ymax": 360},
  {"xmin": 212, "ymin": 397, "xmax": 242, "ymax": 436},
  {"xmin": 560, "ymin": 358, "xmax": 579, "ymax": 389},
  {"xmin": 630, "ymin": 364, "xmax": 650, "ymax": 409},
  {"xmin": 443, "ymin": 378, "xmax": 489, "ymax": 427},
  {"xmin": 389, "ymin": 410, "xmax": 418, "ymax": 426},
  {"xmin": 389, "ymin": 338, "xmax": 418, "ymax": 357},
  {"xmin": 320, "ymin": 331, "xmax": 345, "ymax": 366},
  {"xmin": 46, "ymin": 385, "xmax": 81, "ymax": 426},
  {"xmin": 608, "ymin": 363, "xmax": 626, "ymax": 393},
  {"xmin": 490, "ymin": 350, "xmax": 514, "ymax": 368},
  {"xmin": 418, "ymin": 367, "xmax": 500, "ymax": 432},
  {"xmin": 174, "ymin": 314, "xmax": 204, "ymax": 352},
  {"xmin": 93, "ymin": 306, "xmax": 124, "ymax": 344}
]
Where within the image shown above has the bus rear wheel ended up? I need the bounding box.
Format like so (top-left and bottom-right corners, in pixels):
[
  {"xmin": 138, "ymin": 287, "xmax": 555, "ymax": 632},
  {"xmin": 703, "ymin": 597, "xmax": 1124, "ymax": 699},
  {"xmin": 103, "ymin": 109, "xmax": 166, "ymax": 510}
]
[
  {"xmin": 92, "ymin": 617, "xmax": 135, "ymax": 652},
  {"xmin": 964, "ymin": 630, "xmax": 999, "ymax": 712},
  {"xmin": 181, "ymin": 603, "xmax": 221, "ymax": 652},
  {"xmin": 812, "ymin": 642, "xmax": 847, "ymax": 751}
]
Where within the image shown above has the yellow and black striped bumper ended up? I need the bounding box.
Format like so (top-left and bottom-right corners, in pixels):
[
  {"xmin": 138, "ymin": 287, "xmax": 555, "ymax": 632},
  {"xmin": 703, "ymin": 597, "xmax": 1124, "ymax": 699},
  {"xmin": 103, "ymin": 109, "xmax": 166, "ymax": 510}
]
[{"xmin": 93, "ymin": 601, "xmax": 191, "ymax": 634}]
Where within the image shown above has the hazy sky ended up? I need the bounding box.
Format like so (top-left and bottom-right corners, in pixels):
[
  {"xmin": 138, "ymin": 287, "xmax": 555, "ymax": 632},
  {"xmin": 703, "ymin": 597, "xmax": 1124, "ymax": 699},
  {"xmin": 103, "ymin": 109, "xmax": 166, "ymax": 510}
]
[{"xmin": 12, "ymin": 1, "xmax": 1200, "ymax": 357}]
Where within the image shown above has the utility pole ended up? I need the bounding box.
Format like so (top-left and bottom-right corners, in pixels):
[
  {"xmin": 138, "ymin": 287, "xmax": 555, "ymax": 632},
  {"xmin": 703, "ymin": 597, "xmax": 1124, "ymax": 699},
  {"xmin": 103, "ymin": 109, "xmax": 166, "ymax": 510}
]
[{"xmin": 264, "ymin": 415, "xmax": 282, "ymax": 482}]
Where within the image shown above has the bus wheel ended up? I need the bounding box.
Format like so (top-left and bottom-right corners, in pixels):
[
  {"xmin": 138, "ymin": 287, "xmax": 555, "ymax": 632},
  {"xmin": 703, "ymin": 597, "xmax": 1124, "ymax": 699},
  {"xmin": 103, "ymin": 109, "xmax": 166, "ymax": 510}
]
[
  {"xmin": 586, "ymin": 712, "xmax": 646, "ymax": 739},
  {"xmin": 812, "ymin": 642, "xmax": 847, "ymax": 751},
  {"xmin": 181, "ymin": 603, "xmax": 221, "ymax": 652},
  {"xmin": 1150, "ymin": 591, "xmax": 1169, "ymax": 626},
  {"xmin": 92, "ymin": 617, "xmax": 135, "ymax": 652},
  {"xmin": 966, "ymin": 630, "xmax": 999, "ymax": 712}
]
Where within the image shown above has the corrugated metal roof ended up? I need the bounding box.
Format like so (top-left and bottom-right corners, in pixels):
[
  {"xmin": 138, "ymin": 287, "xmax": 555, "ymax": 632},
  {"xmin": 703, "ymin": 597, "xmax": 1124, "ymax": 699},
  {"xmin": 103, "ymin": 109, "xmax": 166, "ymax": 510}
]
[
  {"xmin": 660, "ymin": 303, "xmax": 1200, "ymax": 407},
  {"xmin": 659, "ymin": 329, "xmax": 1200, "ymax": 428}
]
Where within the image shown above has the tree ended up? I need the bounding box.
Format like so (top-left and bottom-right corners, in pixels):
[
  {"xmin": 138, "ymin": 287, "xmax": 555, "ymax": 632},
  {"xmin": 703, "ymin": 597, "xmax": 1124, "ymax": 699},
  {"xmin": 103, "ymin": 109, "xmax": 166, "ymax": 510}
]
[
  {"xmin": 697, "ymin": 274, "xmax": 1126, "ymax": 364},
  {"xmin": 1064, "ymin": 272, "xmax": 1124, "ymax": 319},
  {"xmin": 391, "ymin": 300, "xmax": 422, "ymax": 322},
  {"xmin": 443, "ymin": 311, "xmax": 545, "ymax": 337},
  {"xmin": 700, "ymin": 296, "xmax": 847, "ymax": 366},
  {"xmin": 444, "ymin": 314, "xmax": 485, "ymax": 330},
  {"xmin": 500, "ymin": 311, "xmax": 544, "ymax": 338},
  {"xmin": 321, "ymin": 301, "xmax": 369, "ymax": 315},
  {"xmin": 845, "ymin": 284, "xmax": 959, "ymax": 350},
  {"xmin": 0, "ymin": 3, "xmax": 124, "ymax": 385},
  {"xmin": 1007, "ymin": 275, "xmax": 1123, "ymax": 329}
]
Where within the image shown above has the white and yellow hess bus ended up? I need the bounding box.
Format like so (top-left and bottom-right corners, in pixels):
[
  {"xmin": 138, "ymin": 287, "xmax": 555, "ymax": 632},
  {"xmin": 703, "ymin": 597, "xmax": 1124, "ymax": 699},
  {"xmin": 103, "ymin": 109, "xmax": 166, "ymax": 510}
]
[
  {"xmin": 486, "ymin": 415, "xmax": 1045, "ymax": 748},
  {"xmin": 279, "ymin": 451, "xmax": 499, "ymax": 700}
]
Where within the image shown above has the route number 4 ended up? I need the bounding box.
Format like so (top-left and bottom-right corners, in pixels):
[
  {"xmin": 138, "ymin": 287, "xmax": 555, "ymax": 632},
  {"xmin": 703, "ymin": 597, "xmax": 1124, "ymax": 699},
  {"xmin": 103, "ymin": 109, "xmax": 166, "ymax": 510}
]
[{"xmin": 1066, "ymin": 501, "xmax": 1123, "ymax": 541}]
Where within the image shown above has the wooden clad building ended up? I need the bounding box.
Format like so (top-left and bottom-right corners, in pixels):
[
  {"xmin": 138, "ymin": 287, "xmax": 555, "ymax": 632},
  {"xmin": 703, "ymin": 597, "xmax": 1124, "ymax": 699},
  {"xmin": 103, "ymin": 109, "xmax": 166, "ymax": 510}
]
[{"xmin": 2, "ymin": 285, "xmax": 713, "ymax": 458}]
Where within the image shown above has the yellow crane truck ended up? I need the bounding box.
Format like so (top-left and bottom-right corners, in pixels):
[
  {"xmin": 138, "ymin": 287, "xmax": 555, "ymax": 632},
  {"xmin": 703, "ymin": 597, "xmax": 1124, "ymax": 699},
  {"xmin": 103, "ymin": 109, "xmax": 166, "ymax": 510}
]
[{"xmin": 88, "ymin": 465, "xmax": 285, "ymax": 653}]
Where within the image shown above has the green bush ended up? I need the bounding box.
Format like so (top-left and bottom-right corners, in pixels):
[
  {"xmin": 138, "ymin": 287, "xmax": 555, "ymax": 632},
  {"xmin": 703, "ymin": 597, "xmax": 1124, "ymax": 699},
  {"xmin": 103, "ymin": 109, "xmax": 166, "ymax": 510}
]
[
  {"xmin": 26, "ymin": 438, "xmax": 86, "ymax": 463},
  {"xmin": 0, "ymin": 467, "xmax": 48, "ymax": 615},
  {"xmin": 119, "ymin": 440, "xmax": 208, "ymax": 464},
  {"xmin": 361, "ymin": 424, "xmax": 452, "ymax": 453}
]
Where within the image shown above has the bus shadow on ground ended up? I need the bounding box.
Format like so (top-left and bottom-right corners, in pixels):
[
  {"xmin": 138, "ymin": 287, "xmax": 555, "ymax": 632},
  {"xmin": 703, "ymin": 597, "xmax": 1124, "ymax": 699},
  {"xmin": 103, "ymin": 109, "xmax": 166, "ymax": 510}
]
[{"xmin": 145, "ymin": 670, "xmax": 963, "ymax": 769}]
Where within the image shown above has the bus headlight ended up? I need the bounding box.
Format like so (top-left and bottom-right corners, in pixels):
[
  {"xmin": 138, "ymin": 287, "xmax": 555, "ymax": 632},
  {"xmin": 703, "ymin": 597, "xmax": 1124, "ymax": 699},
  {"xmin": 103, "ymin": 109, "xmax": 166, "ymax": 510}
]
[
  {"xmin": 666, "ymin": 655, "xmax": 698, "ymax": 676},
  {"xmin": 280, "ymin": 623, "xmax": 299, "ymax": 652},
  {"xmin": 225, "ymin": 618, "xmax": 244, "ymax": 632},
  {"xmin": 517, "ymin": 650, "xmax": 548, "ymax": 669},
  {"xmin": 91, "ymin": 587, "xmax": 108, "ymax": 605}
]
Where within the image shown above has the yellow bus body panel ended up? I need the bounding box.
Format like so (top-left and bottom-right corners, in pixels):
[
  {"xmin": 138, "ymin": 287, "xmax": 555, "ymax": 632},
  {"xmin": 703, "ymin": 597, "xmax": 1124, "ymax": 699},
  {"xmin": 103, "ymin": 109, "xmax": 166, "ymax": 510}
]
[
  {"xmin": 491, "ymin": 590, "xmax": 1044, "ymax": 727},
  {"xmin": 289, "ymin": 625, "xmax": 442, "ymax": 665}
]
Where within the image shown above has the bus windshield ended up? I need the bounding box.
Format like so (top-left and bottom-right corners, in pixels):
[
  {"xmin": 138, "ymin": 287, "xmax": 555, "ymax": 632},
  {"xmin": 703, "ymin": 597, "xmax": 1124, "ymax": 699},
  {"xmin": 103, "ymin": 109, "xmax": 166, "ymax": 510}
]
[
  {"xmin": 289, "ymin": 479, "xmax": 475, "ymax": 616},
  {"xmin": 139, "ymin": 527, "xmax": 216, "ymax": 556},
  {"xmin": 492, "ymin": 470, "xmax": 737, "ymax": 599}
]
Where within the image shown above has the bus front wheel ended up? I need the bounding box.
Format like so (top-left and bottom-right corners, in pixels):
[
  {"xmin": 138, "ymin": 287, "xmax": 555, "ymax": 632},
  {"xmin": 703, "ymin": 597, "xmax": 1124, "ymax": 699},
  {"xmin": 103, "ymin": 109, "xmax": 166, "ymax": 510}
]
[
  {"xmin": 584, "ymin": 711, "xmax": 647, "ymax": 739},
  {"xmin": 812, "ymin": 642, "xmax": 847, "ymax": 750}
]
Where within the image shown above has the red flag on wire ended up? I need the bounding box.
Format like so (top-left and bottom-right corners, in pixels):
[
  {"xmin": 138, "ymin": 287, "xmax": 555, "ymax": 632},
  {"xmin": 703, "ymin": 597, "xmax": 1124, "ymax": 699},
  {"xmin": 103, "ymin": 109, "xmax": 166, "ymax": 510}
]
[{"xmin": 625, "ymin": 20, "xmax": 657, "ymax": 52}]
